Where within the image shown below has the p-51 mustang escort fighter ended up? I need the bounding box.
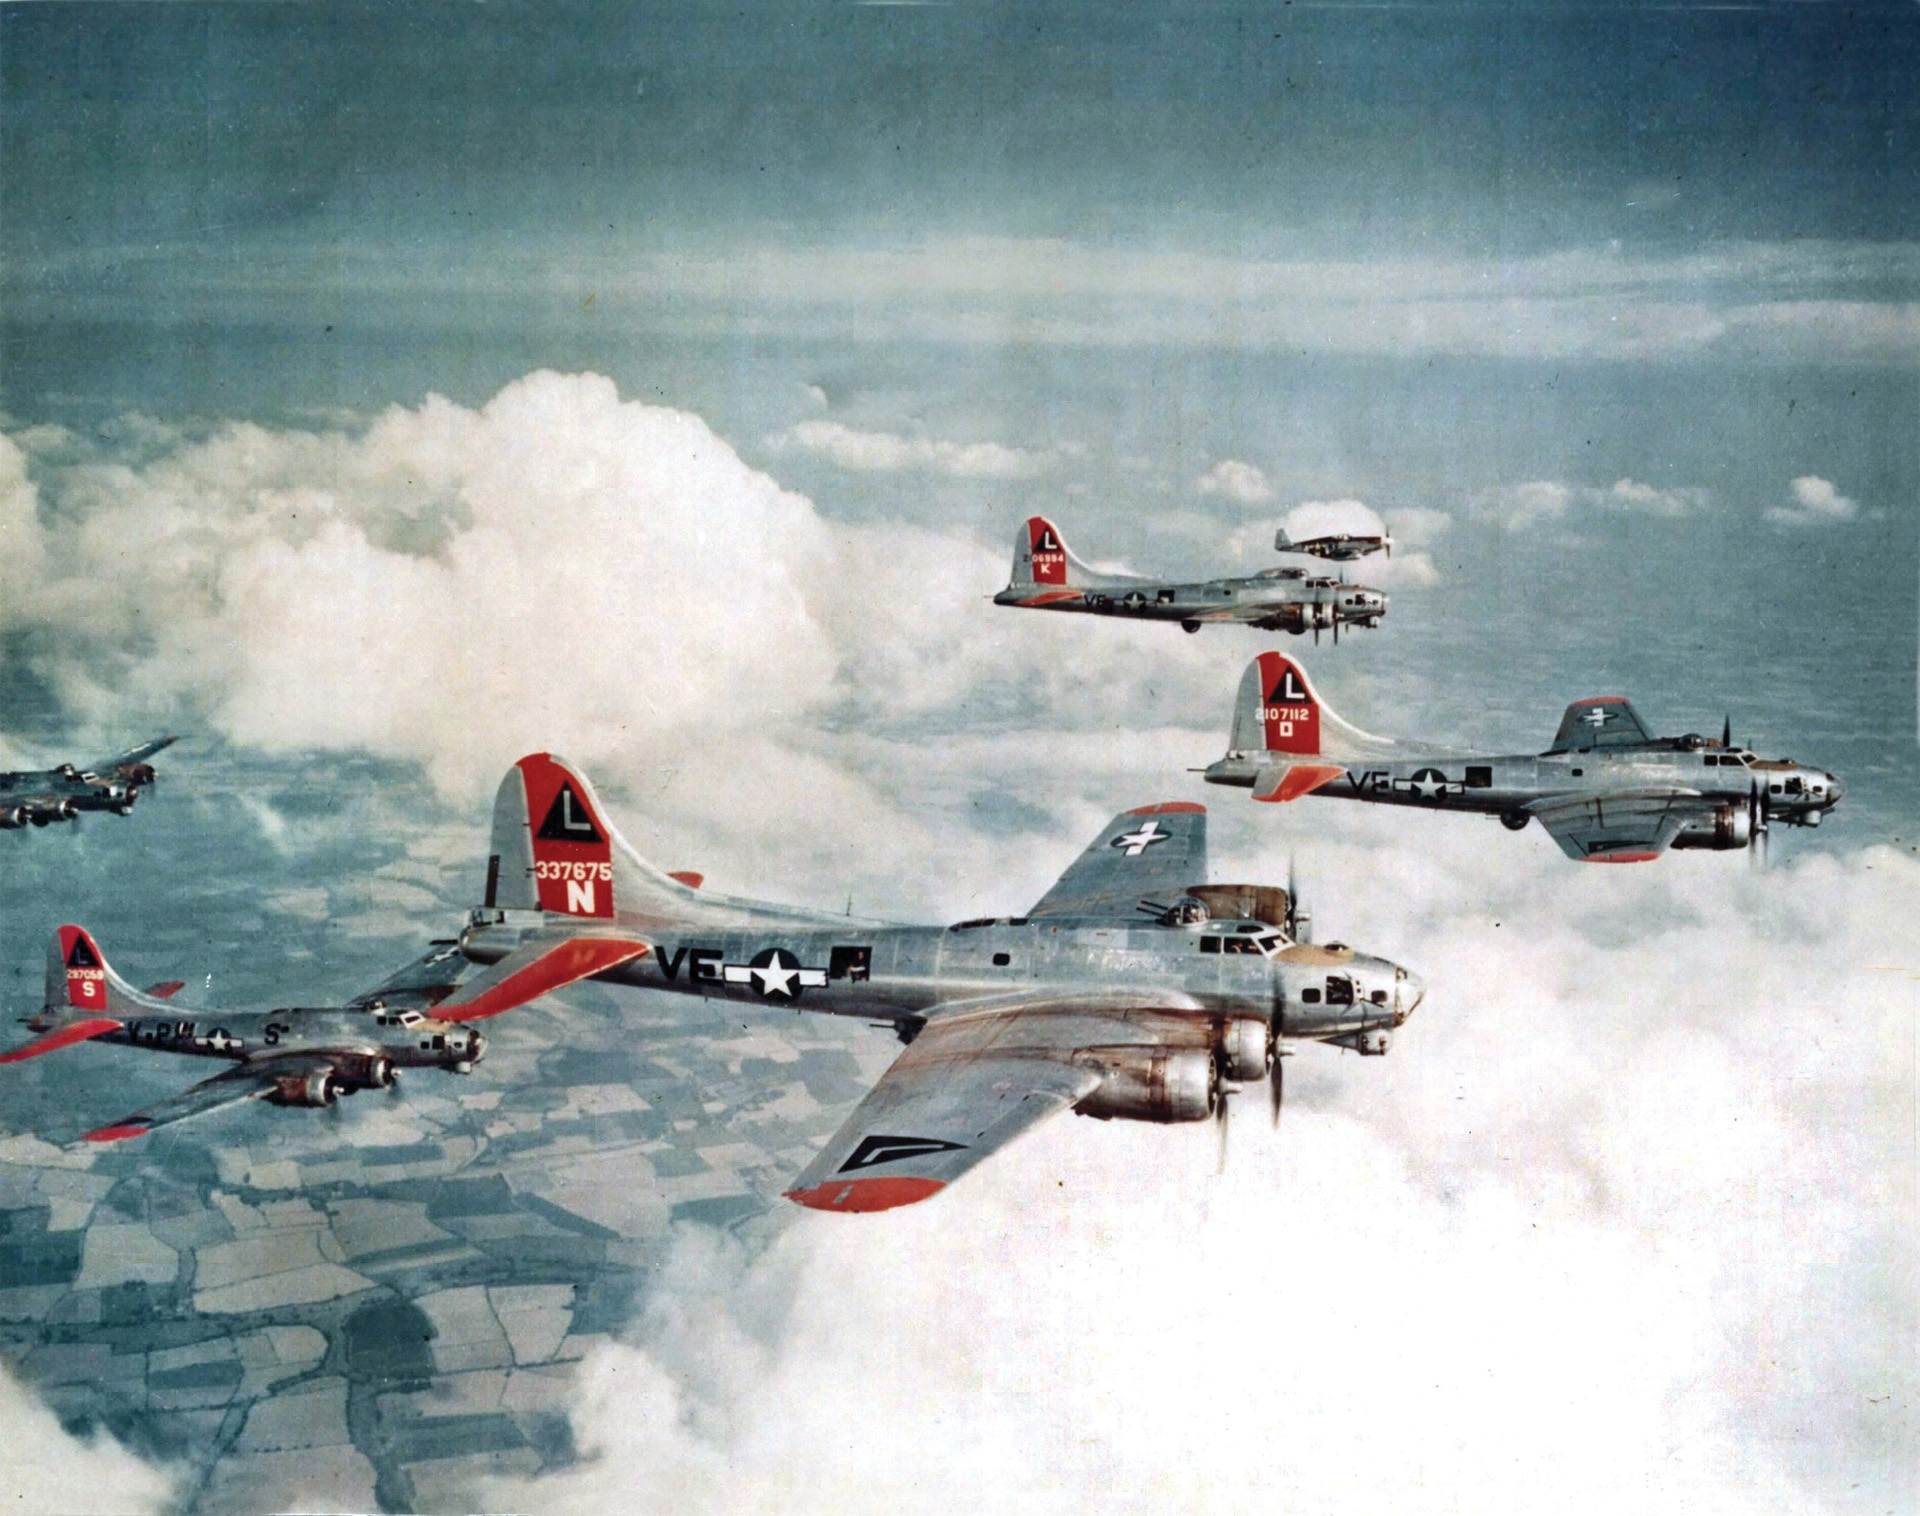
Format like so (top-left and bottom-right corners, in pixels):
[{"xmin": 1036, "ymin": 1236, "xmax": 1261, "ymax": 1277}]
[
  {"xmin": 0, "ymin": 924, "xmax": 648, "ymax": 1142},
  {"xmin": 458, "ymin": 753, "xmax": 1425, "ymax": 1213},
  {"xmin": 1203, "ymin": 653, "xmax": 1844, "ymax": 863},
  {"xmin": 994, "ymin": 516, "xmax": 1387, "ymax": 640},
  {"xmin": 0, "ymin": 736, "xmax": 177, "ymax": 830},
  {"xmin": 1274, "ymin": 527, "xmax": 1391, "ymax": 563}
]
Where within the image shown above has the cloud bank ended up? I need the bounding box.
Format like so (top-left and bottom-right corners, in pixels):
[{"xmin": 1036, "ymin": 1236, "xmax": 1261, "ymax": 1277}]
[
  {"xmin": 0, "ymin": 372, "xmax": 1225, "ymax": 914},
  {"xmin": 0, "ymin": 1361, "xmax": 177, "ymax": 1515},
  {"xmin": 772, "ymin": 419, "xmax": 1054, "ymax": 479},
  {"xmin": 1469, "ymin": 478, "xmax": 1712, "ymax": 530}
]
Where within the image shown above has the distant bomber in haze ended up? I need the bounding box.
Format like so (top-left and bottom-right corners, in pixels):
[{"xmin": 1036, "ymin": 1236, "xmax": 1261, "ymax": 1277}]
[
  {"xmin": 994, "ymin": 515, "xmax": 1387, "ymax": 640},
  {"xmin": 0, "ymin": 736, "xmax": 177, "ymax": 830},
  {"xmin": 457, "ymin": 753, "xmax": 1425, "ymax": 1212},
  {"xmin": 0, "ymin": 924, "xmax": 639, "ymax": 1142},
  {"xmin": 1204, "ymin": 653, "xmax": 1844, "ymax": 863}
]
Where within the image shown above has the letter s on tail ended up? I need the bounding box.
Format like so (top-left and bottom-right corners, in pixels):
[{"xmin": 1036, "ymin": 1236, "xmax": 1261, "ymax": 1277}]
[{"xmin": 1231, "ymin": 652, "xmax": 1324, "ymax": 757}]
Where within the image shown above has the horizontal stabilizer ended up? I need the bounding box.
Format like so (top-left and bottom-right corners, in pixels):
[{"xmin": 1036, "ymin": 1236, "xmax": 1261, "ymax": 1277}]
[
  {"xmin": 0, "ymin": 1019, "xmax": 122, "ymax": 1064},
  {"xmin": 437, "ymin": 935, "xmax": 650, "ymax": 1022},
  {"xmin": 1252, "ymin": 763, "xmax": 1346, "ymax": 803}
]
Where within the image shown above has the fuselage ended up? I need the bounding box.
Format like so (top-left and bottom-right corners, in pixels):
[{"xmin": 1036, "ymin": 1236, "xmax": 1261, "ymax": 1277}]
[
  {"xmin": 1206, "ymin": 743, "xmax": 1843, "ymax": 829},
  {"xmin": 463, "ymin": 908, "xmax": 1420, "ymax": 1046},
  {"xmin": 995, "ymin": 567, "xmax": 1386, "ymax": 635},
  {"xmin": 25, "ymin": 1002, "xmax": 484, "ymax": 1073},
  {"xmin": 0, "ymin": 765, "xmax": 152, "ymax": 826}
]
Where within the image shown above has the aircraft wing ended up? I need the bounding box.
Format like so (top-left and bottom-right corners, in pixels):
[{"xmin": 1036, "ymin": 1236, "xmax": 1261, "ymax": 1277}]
[
  {"xmin": 1527, "ymin": 789, "xmax": 1702, "ymax": 863},
  {"xmin": 1027, "ymin": 804, "xmax": 1207, "ymax": 923},
  {"xmin": 433, "ymin": 933, "xmax": 651, "ymax": 1022},
  {"xmin": 79, "ymin": 1052, "xmax": 334, "ymax": 1143},
  {"xmin": 785, "ymin": 989, "xmax": 1208, "ymax": 1212},
  {"xmin": 82, "ymin": 735, "xmax": 178, "ymax": 777}
]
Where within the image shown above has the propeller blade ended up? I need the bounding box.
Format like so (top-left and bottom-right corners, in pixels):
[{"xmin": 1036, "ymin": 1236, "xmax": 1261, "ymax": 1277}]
[
  {"xmin": 1215, "ymin": 1080, "xmax": 1231, "ymax": 1174},
  {"xmin": 1722, "ymin": 714, "xmax": 1732, "ymax": 748},
  {"xmin": 1270, "ymin": 1050, "xmax": 1284, "ymax": 1127}
]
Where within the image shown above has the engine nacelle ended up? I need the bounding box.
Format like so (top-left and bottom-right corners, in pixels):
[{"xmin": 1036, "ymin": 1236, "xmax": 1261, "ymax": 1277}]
[
  {"xmin": 1671, "ymin": 802, "xmax": 1753, "ymax": 851},
  {"xmin": 1217, "ymin": 1017, "xmax": 1270, "ymax": 1083},
  {"xmin": 270, "ymin": 1068, "xmax": 339, "ymax": 1107},
  {"xmin": 1074, "ymin": 1048, "xmax": 1217, "ymax": 1124},
  {"xmin": 0, "ymin": 807, "xmax": 25, "ymax": 830}
]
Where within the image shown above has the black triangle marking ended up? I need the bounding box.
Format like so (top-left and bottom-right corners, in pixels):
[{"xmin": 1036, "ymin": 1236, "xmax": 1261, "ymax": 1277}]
[
  {"xmin": 1035, "ymin": 528, "xmax": 1061, "ymax": 553},
  {"xmin": 65, "ymin": 935, "xmax": 99, "ymax": 969},
  {"xmin": 536, "ymin": 783, "xmax": 605, "ymax": 843},
  {"xmin": 839, "ymin": 1134, "xmax": 968, "ymax": 1173}
]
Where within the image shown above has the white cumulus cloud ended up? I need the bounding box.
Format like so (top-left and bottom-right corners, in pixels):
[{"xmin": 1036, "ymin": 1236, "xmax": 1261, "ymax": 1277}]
[
  {"xmin": 1471, "ymin": 477, "xmax": 1711, "ymax": 529},
  {"xmin": 1767, "ymin": 475, "xmax": 1860, "ymax": 527},
  {"xmin": 1196, "ymin": 458, "xmax": 1275, "ymax": 504},
  {"xmin": 0, "ymin": 1361, "xmax": 178, "ymax": 1515}
]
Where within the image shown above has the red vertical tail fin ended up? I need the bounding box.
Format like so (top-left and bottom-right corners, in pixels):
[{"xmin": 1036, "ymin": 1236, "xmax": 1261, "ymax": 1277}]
[
  {"xmin": 483, "ymin": 754, "xmax": 705, "ymax": 924},
  {"xmin": 1230, "ymin": 653, "xmax": 1326, "ymax": 756},
  {"xmin": 1010, "ymin": 515, "xmax": 1073, "ymax": 587}
]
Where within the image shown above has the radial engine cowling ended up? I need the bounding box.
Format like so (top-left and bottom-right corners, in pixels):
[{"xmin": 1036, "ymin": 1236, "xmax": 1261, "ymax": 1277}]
[
  {"xmin": 270, "ymin": 1068, "xmax": 339, "ymax": 1108},
  {"xmin": 0, "ymin": 807, "xmax": 25, "ymax": 830},
  {"xmin": 1218, "ymin": 1017, "xmax": 1270, "ymax": 1083},
  {"xmin": 1672, "ymin": 803, "xmax": 1754, "ymax": 851},
  {"xmin": 1074, "ymin": 1048, "xmax": 1217, "ymax": 1124}
]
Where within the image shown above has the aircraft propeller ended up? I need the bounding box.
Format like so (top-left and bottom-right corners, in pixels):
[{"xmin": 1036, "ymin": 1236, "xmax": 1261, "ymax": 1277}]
[
  {"xmin": 1722, "ymin": 714, "xmax": 1733, "ymax": 749},
  {"xmin": 1749, "ymin": 779, "xmax": 1772, "ymax": 867}
]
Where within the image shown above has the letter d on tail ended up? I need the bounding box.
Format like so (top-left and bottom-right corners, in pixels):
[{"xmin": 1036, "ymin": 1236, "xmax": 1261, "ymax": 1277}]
[{"xmin": 1230, "ymin": 652, "xmax": 1324, "ymax": 756}]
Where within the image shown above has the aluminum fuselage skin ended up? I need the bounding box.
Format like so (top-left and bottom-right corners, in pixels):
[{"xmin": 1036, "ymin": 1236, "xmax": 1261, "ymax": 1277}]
[
  {"xmin": 994, "ymin": 571, "xmax": 1386, "ymax": 634},
  {"xmin": 24, "ymin": 1003, "xmax": 484, "ymax": 1075},
  {"xmin": 463, "ymin": 909, "xmax": 1416, "ymax": 1044},
  {"xmin": 1204, "ymin": 745, "xmax": 1842, "ymax": 826}
]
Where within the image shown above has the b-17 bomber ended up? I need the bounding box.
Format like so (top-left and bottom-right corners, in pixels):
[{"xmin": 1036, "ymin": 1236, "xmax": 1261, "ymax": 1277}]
[
  {"xmin": 0, "ymin": 735, "xmax": 176, "ymax": 830},
  {"xmin": 0, "ymin": 923, "xmax": 646, "ymax": 1142},
  {"xmin": 994, "ymin": 515, "xmax": 1387, "ymax": 639},
  {"xmin": 1204, "ymin": 652, "xmax": 1844, "ymax": 863},
  {"xmin": 457, "ymin": 752, "xmax": 1425, "ymax": 1212}
]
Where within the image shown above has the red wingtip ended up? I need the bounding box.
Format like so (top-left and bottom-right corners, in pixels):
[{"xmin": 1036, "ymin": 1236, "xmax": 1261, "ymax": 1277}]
[
  {"xmin": 1126, "ymin": 801, "xmax": 1205, "ymax": 816},
  {"xmin": 785, "ymin": 1177, "xmax": 947, "ymax": 1213},
  {"xmin": 1570, "ymin": 696, "xmax": 1631, "ymax": 706},
  {"xmin": 1584, "ymin": 851, "xmax": 1661, "ymax": 864},
  {"xmin": 82, "ymin": 1122, "xmax": 150, "ymax": 1144},
  {"xmin": 0, "ymin": 1019, "xmax": 123, "ymax": 1064},
  {"xmin": 144, "ymin": 981, "xmax": 186, "ymax": 1000},
  {"xmin": 668, "ymin": 871, "xmax": 704, "ymax": 889}
]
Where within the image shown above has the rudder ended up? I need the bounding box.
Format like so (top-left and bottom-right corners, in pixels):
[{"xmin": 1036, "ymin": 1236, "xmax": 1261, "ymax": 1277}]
[
  {"xmin": 483, "ymin": 753, "xmax": 705, "ymax": 924},
  {"xmin": 1009, "ymin": 516, "xmax": 1073, "ymax": 587},
  {"xmin": 1230, "ymin": 653, "xmax": 1325, "ymax": 756},
  {"xmin": 43, "ymin": 926, "xmax": 171, "ymax": 1018}
]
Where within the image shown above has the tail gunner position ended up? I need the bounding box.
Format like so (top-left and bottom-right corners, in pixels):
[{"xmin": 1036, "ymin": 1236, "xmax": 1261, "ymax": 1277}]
[
  {"xmin": 1205, "ymin": 653, "xmax": 1844, "ymax": 863},
  {"xmin": 460, "ymin": 753, "xmax": 1426, "ymax": 1212},
  {"xmin": 994, "ymin": 515, "xmax": 1387, "ymax": 640}
]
